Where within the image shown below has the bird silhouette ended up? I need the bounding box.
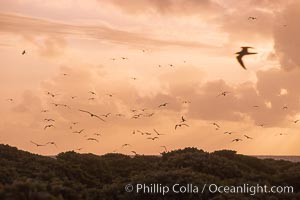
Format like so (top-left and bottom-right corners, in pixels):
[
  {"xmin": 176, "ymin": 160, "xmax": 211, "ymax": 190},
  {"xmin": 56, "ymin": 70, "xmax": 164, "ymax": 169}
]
[
  {"xmin": 46, "ymin": 92, "xmax": 60, "ymax": 98},
  {"xmin": 6, "ymin": 98, "xmax": 14, "ymax": 102},
  {"xmin": 89, "ymin": 91, "xmax": 96, "ymax": 95},
  {"xmin": 101, "ymin": 113, "xmax": 111, "ymax": 118},
  {"xmin": 153, "ymin": 129, "xmax": 164, "ymax": 136},
  {"xmin": 132, "ymin": 114, "xmax": 143, "ymax": 119},
  {"xmin": 144, "ymin": 132, "xmax": 152, "ymax": 136},
  {"xmin": 217, "ymin": 91, "xmax": 230, "ymax": 97},
  {"xmin": 122, "ymin": 144, "xmax": 131, "ymax": 148},
  {"xmin": 292, "ymin": 120, "xmax": 299, "ymax": 124},
  {"xmin": 258, "ymin": 123, "xmax": 265, "ymax": 127},
  {"xmin": 211, "ymin": 122, "xmax": 220, "ymax": 129},
  {"xmin": 144, "ymin": 112, "xmax": 155, "ymax": 117},
  {"xmin": 180, "ymin": 116, "xmax": 186, "ymax": 123},
  {"xmin": 46, "ymin": 142, "xmax": 57, "ymax": 147},
  {"xmin": 147, "ymin": 137, "xmax": 159, "ymax": 140},
  {"xmin": 232, "ymin": 138, "xmax": 243, "ymax": 142},
  {"xmin": 71, "ymin": 96, "xmax": 77, "ymax": 99},
  {"xmin": 94, "ymin": 133, "xmax": 102, "ymax": 136},
  {"xmin": 175, "ymin": 123, "xmax": 189, "ymax": 130},
  {"xmin": 236, "ymin": 47, "xmax": 257, "ymax": 70},
  {"xmin": 224, "ymin": 131, "xmax": 234, "ymax": 135},
  {"xmin": 30, "ymin": 141, "xmax": 45, "ymax": 147},
  {"xmin": 44, "ymin": 124, "xmax": 55, "ymax": 130},
  {"xmin": 79, "ymin": 110, "xmax": 105, "ymax": 122},
  {"xmin": 87, "ymin": 138, "xmax": 99, "ymax": 142},
  {"xmin": 22, "ymin": 50, "xmax": 26, "ymax": 55},
  {"xmin": 44, "ymin": 118, "xmax": 55, "ymax": 122},
  {"xmin": 248, "ymin": 16, "xmax": 257, "ymax": 20},
  {"xmin": 158, "ymin": 103, "xmax": 168, "ymax": 108},
  {"xmin": 244, "ymin": 135, "xmax": 253, "ymax": 139},
  {"xmin": 73, "ymin": 129, "xmax": 84, "ymax": 134},
  {"xmin": 41, "ymin": 110, "xmax": 49, "ymax": 113}
]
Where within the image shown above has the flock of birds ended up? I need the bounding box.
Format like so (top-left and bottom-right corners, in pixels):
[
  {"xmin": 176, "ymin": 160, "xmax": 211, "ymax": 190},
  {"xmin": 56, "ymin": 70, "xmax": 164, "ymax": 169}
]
[{"xmin": 4, "ymin": 16, "xmax": 294, "ymax": 155}]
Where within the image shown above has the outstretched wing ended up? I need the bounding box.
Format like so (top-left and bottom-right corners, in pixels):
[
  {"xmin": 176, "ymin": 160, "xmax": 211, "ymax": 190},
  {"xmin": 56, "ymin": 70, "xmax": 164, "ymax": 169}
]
[{"xmin": 236, "ymin": 54, "xmax": 246, "ymax": 70}]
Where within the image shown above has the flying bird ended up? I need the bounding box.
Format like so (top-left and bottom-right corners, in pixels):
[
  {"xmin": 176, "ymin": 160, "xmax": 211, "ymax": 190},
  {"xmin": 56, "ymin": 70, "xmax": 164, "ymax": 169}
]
[
  {"xmin": 211, "ymin": 122, "xmax": 220, "ymax": 129},
  {"xmin": 175, "ymin": 123, "xmax": 189, "ymax": 130},
  {"xmin": 87, "ymin": 138, "xmax": 99, "ymax": 143},
  {"xmin": 180, "ymin": 116, "xmax": 186, "ymax": 123},
  {"xmin": 94, "ymin": 133, "xmax": 102, "ymax": 136},
  {"xmin": 153, "ymin": 129, "xmax": 164, "ymax": 136},
  {"xmin": 6, "ymin": 98, "xmax": 14, "ymax": 102},
  {"xmin": 46, "ymin": 142, "xmax": 57, "ymax": 147},
  {"xmin": 41, "ymin": 109, "xmax": 49, "ymax": 113},
  {"xmin": 232, "ymin": 138, "xmax": 243, "ymax": 142},
  {"xmin": 44, "ymin": 124, "xmax": 55, "ymax": 130},
  {"xmin": 122, "ymin": 144, "xmax": 131, "ymax": 148},
  {"xmin": 292, "ymin": 120, "xmax": 299, "ymax": 124},
  {"xmin": 147, "ymin": 137, "xmax": 159, "ymax": 140},
  {"xmin": 236, "ymin": 47, "xmax": 257, "ymax": 70},
  {"xmin": 276, "ymin": 132, "xmax": 288, "ymax": 136},
  {"xmin": 44, "ymin": 118, "xmax": 55, "ymax": 122},
  {"xmin": 248, "ymin": 16, "xmax": 257, "ymax": 20},
  {"xmin": 78, "ymin": 109, "xmax": 105, "ymax": 122},
  {"xmin": 144, "ymin": 132, "xmax": 152, "ymax": 136},
  {"xmin": 244, "ymin": 135, "xmax": 253, "ymax": 139},
  {"xmin": 224, "ymin": 131, "xmax": 233, "ymax": 135},
  {"xmin": 217, "ymin": 91, "xmax": 230, "ymax": 97},
  {"xmin": 89, "ymin": 91, "xmax": 96, "ymax": 95},
  {"xmin": 22, "ymin": 50, "xmax": 26, "ymax": 55},
  {"xmin": 73, "ymin": 129, "xmax": 84, "ymax": 134},
  {"xmin": 158, "ymin": 103, "xmax": 168, "ymax": 108},
  {"xmin": 46, "ymin": 92, "xmax": 60, "ymax": 98},
  {"xmin": 101, "ymin": 113, "xmax": 111, "ymax": 118},
  {"xmin": 30, "ymin": 141, "xmax": 45, "ymax": 147},
  {"xmin": 258, "ymin": 124, "xmax": 265, "ymax": 127}
]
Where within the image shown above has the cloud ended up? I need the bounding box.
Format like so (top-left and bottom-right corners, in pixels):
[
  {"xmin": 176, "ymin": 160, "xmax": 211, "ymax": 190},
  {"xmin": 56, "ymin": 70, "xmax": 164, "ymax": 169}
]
[
  {"xmin": 273, "ymin": 1, "xmax": 300, "ymax": 70},
  {"xmin": 0, "ymin": 12, "xmax": 215, "ymax": 50},
  {"xmin": 104, "ymin": 0, "xmax": 222, "ymax": 16}
]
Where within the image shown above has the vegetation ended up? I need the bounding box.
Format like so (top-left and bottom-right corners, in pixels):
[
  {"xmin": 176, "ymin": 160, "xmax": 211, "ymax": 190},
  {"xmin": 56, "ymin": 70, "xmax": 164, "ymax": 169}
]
[{"xmin": 0, "ymin": 144, "xmax": 299, "ymax": 200}]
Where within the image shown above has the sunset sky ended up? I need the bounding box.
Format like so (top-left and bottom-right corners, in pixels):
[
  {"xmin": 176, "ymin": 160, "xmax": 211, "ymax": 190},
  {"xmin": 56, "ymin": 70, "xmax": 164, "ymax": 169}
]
[{"xmin": 1, "ymin": 0, "xmax": 300, "ymax": 156}]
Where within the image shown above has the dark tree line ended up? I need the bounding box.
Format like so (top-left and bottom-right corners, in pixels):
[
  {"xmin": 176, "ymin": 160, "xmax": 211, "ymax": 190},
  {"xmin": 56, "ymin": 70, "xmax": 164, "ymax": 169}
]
[{"xmin": 0, "ymin": 144, "xmax": 299, "ymax": 200}]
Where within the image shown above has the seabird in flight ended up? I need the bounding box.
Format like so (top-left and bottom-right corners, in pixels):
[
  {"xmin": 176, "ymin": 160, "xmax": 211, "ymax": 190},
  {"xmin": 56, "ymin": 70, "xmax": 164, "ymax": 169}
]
[
  {"xmin": 236, "ymin": 47, "xmax": 257, "ymax": 70},
  {"xmin": 78, "ymin": 109, "xmax": 105, "ymax": 122}
]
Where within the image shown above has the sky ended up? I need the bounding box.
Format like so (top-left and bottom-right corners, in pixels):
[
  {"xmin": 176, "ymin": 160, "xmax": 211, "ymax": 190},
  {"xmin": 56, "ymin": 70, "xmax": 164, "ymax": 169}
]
[{"xmin": 1, "ymin": 0, "xmax": 300, "ymax": 156}]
